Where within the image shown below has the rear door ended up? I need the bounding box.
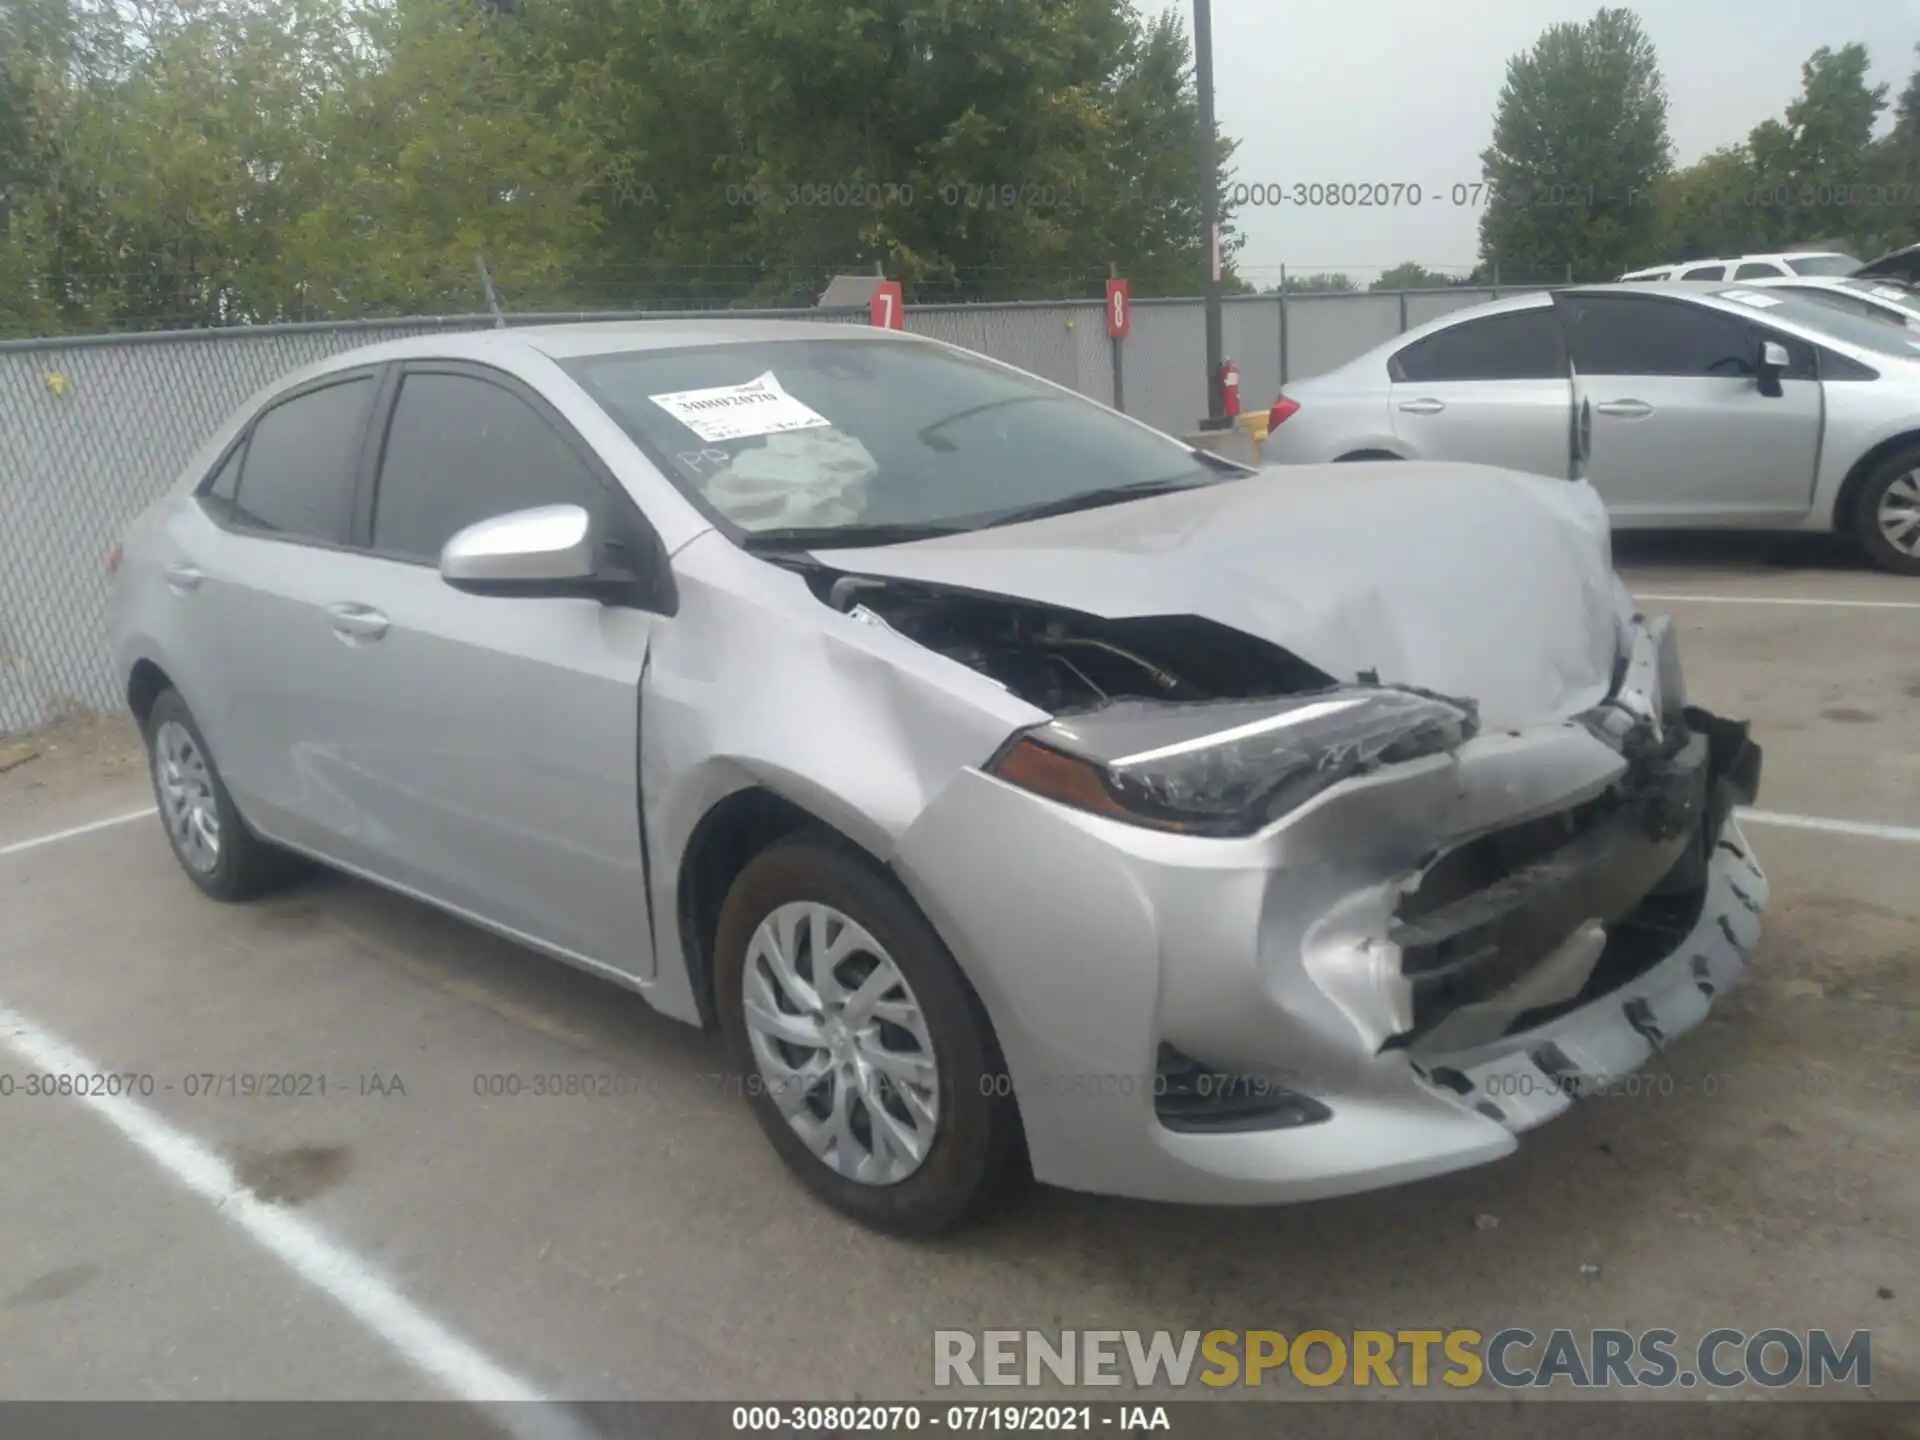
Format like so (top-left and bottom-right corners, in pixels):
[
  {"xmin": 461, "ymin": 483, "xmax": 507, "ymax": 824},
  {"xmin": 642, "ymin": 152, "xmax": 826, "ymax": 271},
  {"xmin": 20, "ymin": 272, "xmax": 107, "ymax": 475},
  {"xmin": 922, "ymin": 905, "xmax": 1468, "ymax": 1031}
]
[
  {"xmin": 319, "ymin": 362, "xmax": 659, "ymax": 976},
  {"xmin": 1555, "ymin": 292, "xmax": 1822, "ymax": 522},
  {"xmin": 1387, "ymin": 305, "xmax": 1572, "ymax": 478},
  {"xmin": 195, "ymin": 370, "xmax": 385, "ymax": 854}
]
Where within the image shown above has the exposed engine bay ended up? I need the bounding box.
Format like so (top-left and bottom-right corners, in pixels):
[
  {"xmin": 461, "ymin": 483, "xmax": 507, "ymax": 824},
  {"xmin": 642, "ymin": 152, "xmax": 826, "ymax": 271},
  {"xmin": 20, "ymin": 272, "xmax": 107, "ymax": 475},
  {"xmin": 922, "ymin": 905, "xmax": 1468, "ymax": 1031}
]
[{"xmin": 800, "ymin": 567, "xmax": 1338, "ymax": 712}]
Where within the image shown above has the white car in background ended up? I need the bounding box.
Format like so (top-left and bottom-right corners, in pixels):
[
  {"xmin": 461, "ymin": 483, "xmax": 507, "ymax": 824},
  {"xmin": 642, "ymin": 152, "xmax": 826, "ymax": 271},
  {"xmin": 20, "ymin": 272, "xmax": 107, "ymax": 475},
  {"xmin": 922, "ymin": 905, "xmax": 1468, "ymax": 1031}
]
[
  {"xmin": 1260, "ymin": 282, "xmax": 1920, "ymax": 574},
  {"xmin": 1619, "ymin": 252, "xmax": 1858, "ymax": 283}
]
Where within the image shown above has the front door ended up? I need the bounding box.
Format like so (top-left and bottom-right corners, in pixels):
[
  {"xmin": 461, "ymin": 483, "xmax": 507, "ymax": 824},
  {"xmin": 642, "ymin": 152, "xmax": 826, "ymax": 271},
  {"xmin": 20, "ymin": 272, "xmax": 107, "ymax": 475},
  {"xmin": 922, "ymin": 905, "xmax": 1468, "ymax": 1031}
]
[
  {"xmin": 322, "ymin": 364, "xmax": 657, "ymax": 978},
  {"xmin": 1555, "ymin": 292, "xmax": 1822, "ymax": 523}
]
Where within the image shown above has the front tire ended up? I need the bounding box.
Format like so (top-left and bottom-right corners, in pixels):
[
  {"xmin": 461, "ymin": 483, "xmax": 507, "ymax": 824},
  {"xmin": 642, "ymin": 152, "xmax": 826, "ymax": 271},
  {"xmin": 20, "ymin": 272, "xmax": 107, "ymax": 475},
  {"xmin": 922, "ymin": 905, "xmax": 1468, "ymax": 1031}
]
[
  {"xmin": 144, "ymin": 688, "xmax": 304, "ymax": 901},
  {"xmin": 714, "ymin": 836, "xmax": 1025, "ymax": 1236},
  {"xmin": 1854, "ymin": 450, "xmax": 1920, "ymax": 575}
]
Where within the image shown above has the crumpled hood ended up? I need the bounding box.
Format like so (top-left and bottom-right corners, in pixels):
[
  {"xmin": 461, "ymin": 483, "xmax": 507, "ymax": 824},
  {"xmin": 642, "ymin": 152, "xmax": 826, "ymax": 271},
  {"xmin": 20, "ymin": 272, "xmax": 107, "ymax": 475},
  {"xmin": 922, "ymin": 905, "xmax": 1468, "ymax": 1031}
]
[{"xmin": 814, "ymin": 463, "xmax": 1622, "ymax": 728}]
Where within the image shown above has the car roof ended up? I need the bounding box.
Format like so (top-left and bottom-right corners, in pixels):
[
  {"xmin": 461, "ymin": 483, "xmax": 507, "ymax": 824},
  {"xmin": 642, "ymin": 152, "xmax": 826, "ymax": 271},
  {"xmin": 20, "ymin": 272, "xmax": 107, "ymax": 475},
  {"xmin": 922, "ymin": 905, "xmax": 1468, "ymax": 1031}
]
[{"xmin": 294, "ymin": 317, "xmax": 922, "ymax": 375}]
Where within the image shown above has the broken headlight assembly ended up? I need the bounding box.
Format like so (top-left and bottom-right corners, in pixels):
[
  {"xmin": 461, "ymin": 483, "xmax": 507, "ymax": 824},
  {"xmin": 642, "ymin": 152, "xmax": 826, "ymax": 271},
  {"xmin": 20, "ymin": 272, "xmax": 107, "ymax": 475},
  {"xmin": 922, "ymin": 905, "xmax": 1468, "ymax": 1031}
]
[{"xmin": 986, "ymin": 687, "xmax": 1478, "ymax": 836}]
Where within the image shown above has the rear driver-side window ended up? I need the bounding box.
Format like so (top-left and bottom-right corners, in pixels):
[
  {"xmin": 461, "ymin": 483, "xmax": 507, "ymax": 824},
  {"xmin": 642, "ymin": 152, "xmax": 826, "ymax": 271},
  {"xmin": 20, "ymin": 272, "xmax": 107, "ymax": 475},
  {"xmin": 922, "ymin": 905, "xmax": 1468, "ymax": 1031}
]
[
  {"xmin": 1389, "ymin": 309, "xmax": 1564, "ymax": 382},
  {"xmin": 229, "ymin": 378, "xmax": 373, "ymax": 543},
  {"xmin": 370, "ymin": 372, "xmax": 607, "ymax": 562}
]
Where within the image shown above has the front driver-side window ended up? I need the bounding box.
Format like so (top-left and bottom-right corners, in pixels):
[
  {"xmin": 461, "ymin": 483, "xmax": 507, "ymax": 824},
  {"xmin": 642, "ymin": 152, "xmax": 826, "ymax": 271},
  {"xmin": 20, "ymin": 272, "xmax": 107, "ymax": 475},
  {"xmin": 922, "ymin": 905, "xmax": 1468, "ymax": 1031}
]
[
  {"xmin": 1565, "ymin": 295, "xmax": 1755, "ymax": 377},
  {"xmin": 371, "ymin": 372, "xmax": 608, "ymax": 562},
  {"xmin": 1389, "ymin": 309, "xmax": 1564, "ymax": 382}
]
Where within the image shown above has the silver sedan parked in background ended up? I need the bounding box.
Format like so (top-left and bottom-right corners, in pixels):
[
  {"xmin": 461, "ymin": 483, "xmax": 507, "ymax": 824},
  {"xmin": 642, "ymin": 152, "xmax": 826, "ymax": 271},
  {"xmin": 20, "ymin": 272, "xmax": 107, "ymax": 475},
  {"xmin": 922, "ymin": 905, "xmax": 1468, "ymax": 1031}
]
[
  {"xmin": 1262, "ymin": 281, "xmax": 1920, "ymax": 574},
  {"xmin": 1749, "ymin": 273, "xmax": 1920, "ymax": 332},
  {"xmin": 114, "ymin": 321, "xmax": 1765, "ymax": 1234}
]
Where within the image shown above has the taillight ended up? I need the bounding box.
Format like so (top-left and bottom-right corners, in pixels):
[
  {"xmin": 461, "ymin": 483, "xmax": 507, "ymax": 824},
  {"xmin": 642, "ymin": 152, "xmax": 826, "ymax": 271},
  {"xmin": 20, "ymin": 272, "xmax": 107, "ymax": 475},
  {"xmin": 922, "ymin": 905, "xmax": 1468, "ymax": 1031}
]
[
  {"xmin": 106, "ymin": 542, "xmax": 124, "ymax": 574},
  {"xmin": 1268, "ymin": 396, "xmax": 1300, "ymax": 430}
]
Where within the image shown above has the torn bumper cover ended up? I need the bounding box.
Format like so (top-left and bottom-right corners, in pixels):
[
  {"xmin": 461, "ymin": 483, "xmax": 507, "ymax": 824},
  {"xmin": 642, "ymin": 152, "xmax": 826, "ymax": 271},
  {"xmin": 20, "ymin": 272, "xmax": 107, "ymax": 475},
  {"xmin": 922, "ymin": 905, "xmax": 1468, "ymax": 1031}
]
[{"xmin": 894, "ymin": 639, "xmax": 1765, "ymax": 1205}]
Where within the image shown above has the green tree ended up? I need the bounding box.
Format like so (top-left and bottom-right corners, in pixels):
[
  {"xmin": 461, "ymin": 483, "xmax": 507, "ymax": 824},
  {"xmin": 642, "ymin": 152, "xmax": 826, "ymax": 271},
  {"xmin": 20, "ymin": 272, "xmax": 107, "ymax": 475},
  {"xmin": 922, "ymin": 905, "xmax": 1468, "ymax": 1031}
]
[
  {"xmin": 1857, "ymin": 43, "xmax": 1920, "ymax": 257},
  {"xmin": 0, "ymin": 0, "xmax": 127, "ymax": 334},
  {"xmin": 1369, "ymin": 262, "xmax": 1454, "ymax": 291},
  {"xmin": 1744, "ymin": 45, "xmax": 1886, "ymax": 253},
  {"xmin": 1477, "ymin": 7, "xmax": 1671, "ymax": 282},
  {"xmin": 1267, "ymin": 272, "xmax": 1355, "ymax": 294},
  {"xmin": 0, "ymin": 0, "xmax": 1245, "ymax": 333},
  {"xmin": 517, "ymin": 0, "xmax": 1233, "ymax": 302},
  {"xmin": 1650, "ymin": 145, "xmax": 1761, "ymax": 262}
]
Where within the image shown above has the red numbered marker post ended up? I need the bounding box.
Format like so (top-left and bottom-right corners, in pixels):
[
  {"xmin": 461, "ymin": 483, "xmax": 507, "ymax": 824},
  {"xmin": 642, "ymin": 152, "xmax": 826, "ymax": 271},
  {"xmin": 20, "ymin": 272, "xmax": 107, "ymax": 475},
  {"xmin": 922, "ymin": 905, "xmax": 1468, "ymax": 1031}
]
[
  {"xmin": 1105, "ymin": 277, "xmax": 1131, "ymax": 339},
  {"xmin": 869, "ymin": 280, "xmax": 905, "ymax": 330},
  {"xmin": 1106, "ymin": 276, "xmax": 1131, "ymax": 412}
]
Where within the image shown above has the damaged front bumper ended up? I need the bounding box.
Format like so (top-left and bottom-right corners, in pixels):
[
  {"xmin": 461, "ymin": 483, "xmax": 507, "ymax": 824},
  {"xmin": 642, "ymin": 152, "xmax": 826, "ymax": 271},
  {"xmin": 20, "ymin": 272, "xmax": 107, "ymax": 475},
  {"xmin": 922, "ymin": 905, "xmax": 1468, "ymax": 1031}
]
[{"xmin": 895, "ymin": 636, "xmax": 1765, "ymax": 1205}]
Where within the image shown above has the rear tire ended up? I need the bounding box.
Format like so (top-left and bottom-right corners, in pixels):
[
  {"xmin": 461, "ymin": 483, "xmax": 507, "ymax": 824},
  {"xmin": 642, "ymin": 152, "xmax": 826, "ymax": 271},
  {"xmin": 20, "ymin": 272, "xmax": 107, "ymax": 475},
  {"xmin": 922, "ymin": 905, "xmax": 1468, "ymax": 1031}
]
[
  {"xmin": 714, "ymin": 835, "xmax": 1025, "ymax": 1236},
  {"xmin": 1854, "ymin": 449, "xmax": 1920, "ymax": 575},
  {"xmin": 144, "ymin": 688, "xmax": 306, "ymax": 901}
]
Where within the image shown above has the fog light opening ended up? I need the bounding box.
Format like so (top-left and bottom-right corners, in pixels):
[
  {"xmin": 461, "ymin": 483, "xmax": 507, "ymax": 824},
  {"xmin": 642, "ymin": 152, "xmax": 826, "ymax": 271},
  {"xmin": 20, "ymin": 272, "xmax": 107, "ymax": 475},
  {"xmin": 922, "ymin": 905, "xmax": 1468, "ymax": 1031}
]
[{"xmin": 1153, "ymin": 1044, "xmax": 1333, "ymax": 1134}]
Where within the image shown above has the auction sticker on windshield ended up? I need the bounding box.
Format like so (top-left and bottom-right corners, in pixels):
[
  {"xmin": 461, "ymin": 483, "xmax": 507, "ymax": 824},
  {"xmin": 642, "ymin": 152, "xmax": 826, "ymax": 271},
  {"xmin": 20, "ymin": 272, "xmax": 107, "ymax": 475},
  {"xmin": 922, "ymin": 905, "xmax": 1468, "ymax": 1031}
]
[{"xmin": 648, "ymin": 371, "xmax": 831, "ymax": 442}]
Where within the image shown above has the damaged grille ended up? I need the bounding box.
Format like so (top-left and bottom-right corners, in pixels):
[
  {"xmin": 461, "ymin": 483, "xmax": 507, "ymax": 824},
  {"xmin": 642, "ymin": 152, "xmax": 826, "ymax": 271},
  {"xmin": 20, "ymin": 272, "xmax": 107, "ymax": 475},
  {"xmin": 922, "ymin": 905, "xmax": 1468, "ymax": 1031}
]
[{"xmin": 1387, "ymin": 717, "xmax": 1719, "ymax": 1053}]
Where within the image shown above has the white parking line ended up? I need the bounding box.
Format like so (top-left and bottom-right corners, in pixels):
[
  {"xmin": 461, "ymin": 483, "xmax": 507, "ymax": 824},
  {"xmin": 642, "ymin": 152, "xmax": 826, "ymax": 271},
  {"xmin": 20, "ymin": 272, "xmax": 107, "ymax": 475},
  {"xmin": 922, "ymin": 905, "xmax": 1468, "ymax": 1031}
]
[
  {"xmin": 1738, "ymin": 809, "xmax": 1920, "ymax": 844},
  {"xmin": 0, "ymin": 806, "xmax": 156, "ymax": 860},
  {"xmin": 1635, "ymin": 592, "xmax": 1920, "ymax": 611},
  {"xmin": 0, "ymin": 1001, "xmax": 593, "ymax": 1438}
]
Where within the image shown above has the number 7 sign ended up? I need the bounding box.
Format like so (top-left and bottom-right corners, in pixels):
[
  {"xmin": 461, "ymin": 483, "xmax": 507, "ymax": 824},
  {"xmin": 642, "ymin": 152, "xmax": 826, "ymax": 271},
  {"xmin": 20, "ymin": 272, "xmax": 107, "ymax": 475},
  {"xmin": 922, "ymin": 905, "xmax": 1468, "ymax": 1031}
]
[
  {"xmin": 1105, "ymin": 277, "xmax": 1131, "ymax": 339},
  {"xmin": 869, "ymin": 280, "xmax": 904, "ymax": 329}
]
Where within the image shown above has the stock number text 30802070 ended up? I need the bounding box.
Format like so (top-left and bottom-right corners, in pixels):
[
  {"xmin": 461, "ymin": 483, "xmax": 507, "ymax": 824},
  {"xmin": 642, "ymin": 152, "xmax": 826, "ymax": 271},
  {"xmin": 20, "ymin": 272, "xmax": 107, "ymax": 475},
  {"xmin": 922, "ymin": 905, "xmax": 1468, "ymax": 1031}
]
[{"xmin": 1227, "ymin": 181, "xmax": 1593, "ymax": 209}]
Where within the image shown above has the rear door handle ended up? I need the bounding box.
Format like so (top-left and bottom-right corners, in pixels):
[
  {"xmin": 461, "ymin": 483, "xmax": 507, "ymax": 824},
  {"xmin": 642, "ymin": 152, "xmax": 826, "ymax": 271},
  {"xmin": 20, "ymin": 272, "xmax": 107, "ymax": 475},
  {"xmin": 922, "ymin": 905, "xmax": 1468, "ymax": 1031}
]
[
  {"xmin": 327, "ymin": 603, "xmax": 389, "ymax": 642},
  {"xmin": 164, "ymin": 563, "xmax": 202, "ymax": 592},
  {"xmin": 1594, "ymin": 399, "xmax": 1653, "ymax": 418},
  {"xmin": 1397, "ymin": 398, "xmax": 1446, "ymax": 415}
]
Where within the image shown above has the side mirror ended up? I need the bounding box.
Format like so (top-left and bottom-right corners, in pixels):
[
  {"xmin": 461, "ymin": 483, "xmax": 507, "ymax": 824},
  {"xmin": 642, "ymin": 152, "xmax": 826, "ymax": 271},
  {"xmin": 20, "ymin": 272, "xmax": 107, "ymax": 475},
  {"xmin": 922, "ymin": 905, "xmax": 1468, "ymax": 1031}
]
[
  {"xmin": 439, "ymin": 504, "xmax": 602, "ymax": 597},
  {"xmin": 1757, "ymin": 340, "xmax": 1789, "ymax": 398}
]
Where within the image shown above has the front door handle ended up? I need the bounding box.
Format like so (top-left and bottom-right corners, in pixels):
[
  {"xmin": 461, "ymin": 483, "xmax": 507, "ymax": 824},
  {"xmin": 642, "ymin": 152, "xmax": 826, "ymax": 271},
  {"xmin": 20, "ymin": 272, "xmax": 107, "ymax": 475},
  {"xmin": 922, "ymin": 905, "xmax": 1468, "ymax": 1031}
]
[
  {"xmin": 164, "ymin": 563, "xmax": 202, "ymax": 592},
  {"xmin": 327, "ymin": 603, "xmax": 389, "ymax": 642},
  {"xmin": 1397, "ymin": 398, "xmax": 1446, "ymax": 415},
  {"xmin": 1594, "ymin": 399, "xmax": 1653, "ymax": 418}
]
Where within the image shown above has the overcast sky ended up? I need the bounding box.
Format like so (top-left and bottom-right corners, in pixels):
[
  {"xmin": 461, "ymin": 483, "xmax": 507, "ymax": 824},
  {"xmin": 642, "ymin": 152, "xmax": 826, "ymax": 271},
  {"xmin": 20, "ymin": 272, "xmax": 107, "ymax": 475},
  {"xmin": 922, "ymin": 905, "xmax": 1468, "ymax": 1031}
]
[{"xmin": 1143, "ymin": 0, "xmax": 1920, "ymax": 281}]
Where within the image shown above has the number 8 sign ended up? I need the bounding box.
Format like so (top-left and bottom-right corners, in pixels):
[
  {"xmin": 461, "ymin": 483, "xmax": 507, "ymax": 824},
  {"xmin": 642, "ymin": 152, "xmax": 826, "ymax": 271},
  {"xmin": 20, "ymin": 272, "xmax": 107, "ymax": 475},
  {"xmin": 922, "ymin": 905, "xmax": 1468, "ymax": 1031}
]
[{"xmin": 1105, "ymin": 277, "xmax": 1131, "ymax": 339}]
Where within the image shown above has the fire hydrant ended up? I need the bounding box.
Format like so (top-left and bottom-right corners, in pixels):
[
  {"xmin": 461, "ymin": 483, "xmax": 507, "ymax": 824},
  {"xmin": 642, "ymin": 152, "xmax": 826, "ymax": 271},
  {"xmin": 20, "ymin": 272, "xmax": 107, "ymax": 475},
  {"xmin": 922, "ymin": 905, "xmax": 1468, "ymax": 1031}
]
[{"xmin": 1217, "ymin": 358, "xmax": 1241, "ymax": 419}]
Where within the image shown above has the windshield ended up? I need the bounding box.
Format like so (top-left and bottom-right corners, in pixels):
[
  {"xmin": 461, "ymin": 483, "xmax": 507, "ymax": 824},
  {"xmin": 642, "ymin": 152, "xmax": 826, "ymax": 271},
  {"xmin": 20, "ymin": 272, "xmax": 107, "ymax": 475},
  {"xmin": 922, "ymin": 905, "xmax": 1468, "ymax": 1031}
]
[
  {"xmin": 563, "ymin": 339, "xmax": 1225, "ymax": 541},
  {"xmin": 1714, "ymin": 287, "xmax": 1920, "ymax": 357},
  {"xmin": 1786, "ymin": 254, "xmax": 1859, "ymax": 276}
]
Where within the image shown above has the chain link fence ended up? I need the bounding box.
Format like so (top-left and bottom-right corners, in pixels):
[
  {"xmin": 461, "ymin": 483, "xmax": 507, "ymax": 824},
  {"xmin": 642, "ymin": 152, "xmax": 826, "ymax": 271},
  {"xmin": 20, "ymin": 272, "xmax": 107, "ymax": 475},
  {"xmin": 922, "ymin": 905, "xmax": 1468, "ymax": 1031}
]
[{"xmin": 0, "ymin": 287, "xmax": 1540, "ymax": 735}]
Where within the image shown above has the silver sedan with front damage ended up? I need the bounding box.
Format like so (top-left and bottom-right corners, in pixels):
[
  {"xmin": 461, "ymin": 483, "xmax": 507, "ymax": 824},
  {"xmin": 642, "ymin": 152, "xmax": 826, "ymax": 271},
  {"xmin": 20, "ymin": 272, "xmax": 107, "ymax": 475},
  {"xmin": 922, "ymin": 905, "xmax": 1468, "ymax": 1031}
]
[{"xmin": 110, "ymin": 321, "xmax": 1766, "ymax": 1234}]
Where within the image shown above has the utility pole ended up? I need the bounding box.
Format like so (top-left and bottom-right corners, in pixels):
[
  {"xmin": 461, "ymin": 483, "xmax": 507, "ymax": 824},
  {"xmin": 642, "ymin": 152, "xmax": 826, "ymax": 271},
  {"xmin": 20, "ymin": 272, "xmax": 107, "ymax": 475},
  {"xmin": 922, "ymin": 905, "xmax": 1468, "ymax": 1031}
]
[{"xmin": 1194, "ymin": 0, "xmax": 1227, "ymax": 429}]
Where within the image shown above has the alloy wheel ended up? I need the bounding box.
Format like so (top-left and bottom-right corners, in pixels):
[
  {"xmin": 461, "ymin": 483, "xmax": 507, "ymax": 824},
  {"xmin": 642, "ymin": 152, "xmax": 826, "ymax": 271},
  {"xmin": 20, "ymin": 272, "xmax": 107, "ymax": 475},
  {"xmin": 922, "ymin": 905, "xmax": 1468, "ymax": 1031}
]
[
  {"xmin": 1879, "ymin": 470, "xmax": 1920, "ymax": 557},
  {"xmin": 154, "ymin": 719, "xmax": 220, "ymax": 873},
  {"xmin": 741, "ymin": 901, "xmax": 941, "ymax": 1185}
]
